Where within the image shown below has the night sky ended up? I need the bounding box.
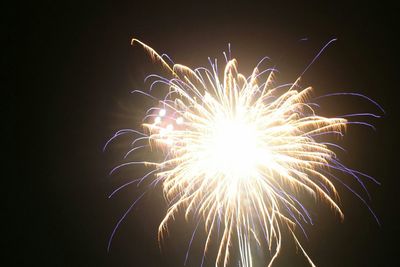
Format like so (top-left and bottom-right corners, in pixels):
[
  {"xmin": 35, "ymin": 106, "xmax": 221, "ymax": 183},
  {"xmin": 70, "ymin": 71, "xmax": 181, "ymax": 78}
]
[{"xmin": 14, "ymin": 1, "xmax": 398, "ymax": 266}]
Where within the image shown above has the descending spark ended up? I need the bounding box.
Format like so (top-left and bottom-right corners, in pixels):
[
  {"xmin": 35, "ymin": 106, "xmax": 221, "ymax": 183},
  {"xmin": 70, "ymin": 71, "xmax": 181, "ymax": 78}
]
[{"xmin": 106, "ymin": 39, "xmax": 382, "ymax": 266}]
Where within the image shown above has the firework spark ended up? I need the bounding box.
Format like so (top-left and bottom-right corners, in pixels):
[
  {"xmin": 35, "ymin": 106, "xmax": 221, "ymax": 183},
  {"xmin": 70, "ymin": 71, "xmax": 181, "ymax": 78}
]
[{"xmin": 106, "ymin": 39, "xmax": 382, "ymax": 266}]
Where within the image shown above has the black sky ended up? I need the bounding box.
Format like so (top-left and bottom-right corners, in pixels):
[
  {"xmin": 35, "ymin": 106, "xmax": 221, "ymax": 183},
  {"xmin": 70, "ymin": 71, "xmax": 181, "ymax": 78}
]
[{"xmin": 14, "ymin": 1, "xmax": 399, "ymax": 266}]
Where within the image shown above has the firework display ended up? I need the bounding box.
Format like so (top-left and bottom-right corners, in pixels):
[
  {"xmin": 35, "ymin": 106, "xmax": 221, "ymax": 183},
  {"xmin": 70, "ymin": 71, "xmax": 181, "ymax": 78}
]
[{"xmin": 105, "ymin": 39, "xmax": 382, "ymax": 267}]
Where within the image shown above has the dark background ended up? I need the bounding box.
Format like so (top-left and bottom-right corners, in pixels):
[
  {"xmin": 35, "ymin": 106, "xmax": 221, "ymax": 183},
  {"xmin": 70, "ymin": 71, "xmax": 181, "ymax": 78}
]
[{"xmin": 13, "ymin": 1, "xmax": 398, "ymax": 266}]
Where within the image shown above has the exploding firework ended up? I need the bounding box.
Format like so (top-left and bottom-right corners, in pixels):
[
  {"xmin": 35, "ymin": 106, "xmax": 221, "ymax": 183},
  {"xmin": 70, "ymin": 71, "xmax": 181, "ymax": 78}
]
[{"xmin": 105, "ymin": 39, "xmax": 382, "ymax": 266}]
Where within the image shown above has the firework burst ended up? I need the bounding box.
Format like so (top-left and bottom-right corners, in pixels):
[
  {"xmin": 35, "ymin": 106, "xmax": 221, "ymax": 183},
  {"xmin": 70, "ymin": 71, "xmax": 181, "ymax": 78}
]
[{"xmin": 105, "ymin": 39, "xmax": 382, "ymax": 266}]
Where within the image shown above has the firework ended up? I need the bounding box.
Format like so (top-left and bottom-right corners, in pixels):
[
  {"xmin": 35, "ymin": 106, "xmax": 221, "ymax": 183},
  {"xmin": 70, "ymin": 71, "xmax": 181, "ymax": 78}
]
[{"xmin": 105, "ymin": 39, "xmax": 382, "ymax": 266}]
